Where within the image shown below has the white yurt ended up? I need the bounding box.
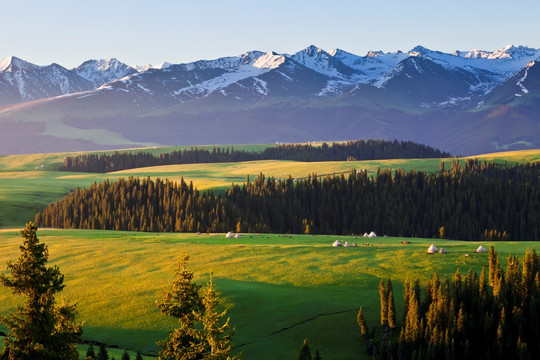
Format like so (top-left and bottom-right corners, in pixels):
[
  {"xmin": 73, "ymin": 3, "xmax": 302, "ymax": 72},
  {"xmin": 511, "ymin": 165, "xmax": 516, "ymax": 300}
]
[
  {"xmin": 439, "ymin": 248, "xmax": 447, "ymax": 254},
  {"xmin": 225, "ymin": 231, "xmax": 234, "ymax": 238},
  {"xmin": 234, "ymin": 233, "xmax": 241, "ymax": 239},
  {"xmin": 368, "ymin": 231, "xmax": 377, "ymax": 238},
  {"xmin": 427, "ymin": 244, "xmax": 438, "ymax": 254},
  {"xmin": 332, "ymin": 240, "xmax": 343, "ymax": 247},
  {"xmin": 344, "ymin": 241, "xmax": 350, "ymax": 247},
  {"xmin": 476, "ymin": 245, "xmax": 487, "ymax": 253}
]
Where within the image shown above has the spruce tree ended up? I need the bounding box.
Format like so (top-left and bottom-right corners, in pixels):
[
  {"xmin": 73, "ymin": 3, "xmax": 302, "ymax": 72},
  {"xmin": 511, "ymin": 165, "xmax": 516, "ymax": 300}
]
[
  {"xmin": 135, "ymin": 351, "xmax": 144, "ymax": 360},
  {"xmin": 98, "ymin": 344, "xmax": 109, "ymax": 360},
  {"xmin": 121, "ymin": 350, "xmax": 131, "ymax": 360},
  {"xmin": 201, "ymin": 277, "xmax": 236, "ymax": 359},
  {"xmin": 298, "ymin": 338, "xmax": 312, "ymax": 360},
  {"xmin": 86, "ymin": 344, "xmax": 97, "ymax": 359},
  {"xmin": 0, "ymin": 222, "xmax": 82, "ymax": 360},
  {"xmin": 156, "ymin": 253, "xmax": 204, "ymax": 360},
  {"xmin": 357, "ymin": 306, "xmax": 369, "ymax": 336},
  {"xmin": 379, "ymin": 279, "xmax": 388, "ymax": 327},
  {"xmin": 313, "ymin": 349, "xmax": 321, "ymax": 360}
]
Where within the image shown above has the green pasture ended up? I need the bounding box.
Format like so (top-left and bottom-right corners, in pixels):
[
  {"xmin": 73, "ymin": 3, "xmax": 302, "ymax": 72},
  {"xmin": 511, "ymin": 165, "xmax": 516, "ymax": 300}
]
[
  {"xmin": 1, "ymin": 148, "xmax": 540, "ymax": 229},
  {"xmin": 1, "ymin": 229, "xmax": 537, "ymax": 359}
]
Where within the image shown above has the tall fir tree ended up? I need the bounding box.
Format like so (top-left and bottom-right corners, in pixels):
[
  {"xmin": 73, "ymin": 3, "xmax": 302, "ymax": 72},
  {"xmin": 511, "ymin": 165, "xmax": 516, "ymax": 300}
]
[
  {"xmin": 298, "ymin": 339, "xmax": 312, "ymax": 360},
  {"xmin": 0, "ymin": 222, "xmax": 82, "ymax": 360},
  {"xmin": 98, "ymin": 344, "xmax": 109, "ymax": 360}
]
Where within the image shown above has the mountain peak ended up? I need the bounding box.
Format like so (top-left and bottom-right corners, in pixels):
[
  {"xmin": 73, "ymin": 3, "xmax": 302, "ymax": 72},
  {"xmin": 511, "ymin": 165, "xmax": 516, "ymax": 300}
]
[
  {"xmin": 366, "ymin": 50, "xmax": 385, "ymax": 58},
  {"xmin": 253, "ymin": 52, "xmax": 286, "ymax": 69},
  {"xmin": 488, "ymin": 44, "xmax": 539, "ymax": 60},
  {"xmin": 0, "ymin": 56, "xmax": 40, "ymax": 72}
]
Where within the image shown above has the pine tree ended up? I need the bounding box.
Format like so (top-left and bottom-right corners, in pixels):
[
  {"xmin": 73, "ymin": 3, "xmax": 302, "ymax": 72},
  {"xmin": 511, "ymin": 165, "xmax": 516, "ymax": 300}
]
[
  {"xmin": 201, "ymin": 277, "xmax": 237, "ymax": 359},
  {"xmin": 86, "ymin": 344, "xmax": 97, "ymax": 360},
  {"xmin": 121, "ymin": 350, "xmax": 131, "ymax": 360},
  {"xmin": 379, "ymin": 279, "xmax": 388, "ymax": 327},
  {"xmin": 0, "ymin": 222, "xmax": 82, "ymax": 360},
  {"xmin": 387, "ymin": 289, "xmax": 397, "ymax": 330},
  {"xmin": 98, "ymin": 344, "xmax": 109, "ymax": 360},
  {"xmin": 357, "ymin": 306, "xmax": 369, "ymax": 336},
  {"xmin": 135, "ymin": 351, "xmax": 144, "ymax": 360},
  {"xmin": 156, "ymin": 253, "xmax": 204, "ymax": 360},
  {"xmin": 313, "ymin": 349, "xmax": 322, "ymax": 360},
  {"xmin": 298, "ymin": 338, "xmax": 312, "ymax": 360}
]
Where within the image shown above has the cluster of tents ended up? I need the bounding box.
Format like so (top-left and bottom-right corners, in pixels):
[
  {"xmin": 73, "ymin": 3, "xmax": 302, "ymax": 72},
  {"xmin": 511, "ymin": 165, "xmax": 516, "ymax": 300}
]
[
  {"xmin": 427, "ymin": 244, "xmax": 487, "ymax": 254},
  {"xmin": 225, "ymin": 231, "xmax": 241, "ymax": 239}
]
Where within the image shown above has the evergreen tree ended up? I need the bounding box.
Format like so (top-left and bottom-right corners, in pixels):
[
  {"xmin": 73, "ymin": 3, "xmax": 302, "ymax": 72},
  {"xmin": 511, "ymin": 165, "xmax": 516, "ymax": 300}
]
[
  {"xmin": 156, "ymin": 254, "xmax": 238, "ymax": 360},
  {"xmin": 0, "ymin": 222, "xmax": 82, "ymax": 360},
  {"xmin": 387, "ymin": 289, "xmax": 397, "ymax": 330},
  {"xmin": 201, "ymin": 277, "xmax": 236, "ymax": 359},
  {"xmin": 357, "ymin": 307, "xmax": 369, "ymax": 336},
  {"xmin": 379, "ymin": 280, "xmax": 388, "ymax": 327},
  {"xmin": 313, "ymin": 349, "xmax": 321, "ymax": 360},
  {"xmin": 156, "ymin": 253, "xmax": 204, "ymax": 360},
  {"xmin": 86, "ymin": 344, "xmax": 97, "ymax": 360},
  {"xmin": 298, "ymin": 338, "xmax": 312, "ymax": 360},
  {"xmin": 98, "ymin": 344, "xmax": 109, "ymax": 360},
  {"xmin": 121, "ymin": 350, "xmax": 131, "ymax": 360},
  {"xmin": 135, "ymin": 351, "xmax": 144, "ymax": 360}
]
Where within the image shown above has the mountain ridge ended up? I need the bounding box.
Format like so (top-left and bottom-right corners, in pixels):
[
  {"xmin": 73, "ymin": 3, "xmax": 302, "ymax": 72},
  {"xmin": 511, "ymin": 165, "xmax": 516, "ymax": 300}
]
[{"xmin": 1, "ymin": 44, "xmax": 539, "ymax": 156}]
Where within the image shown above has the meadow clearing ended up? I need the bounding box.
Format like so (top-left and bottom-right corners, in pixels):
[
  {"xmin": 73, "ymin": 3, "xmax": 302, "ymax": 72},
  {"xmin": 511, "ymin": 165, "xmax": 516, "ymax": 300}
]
[{"xmin": 0, "ymin": 147, "xmax": 539, "ymax": 358}]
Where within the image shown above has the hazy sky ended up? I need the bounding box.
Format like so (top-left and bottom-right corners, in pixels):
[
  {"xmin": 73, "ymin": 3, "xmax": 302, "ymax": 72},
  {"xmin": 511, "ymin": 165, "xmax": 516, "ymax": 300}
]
[{"xmin": 2, "ymin": 0, "xmax": 539, "ymax": 68}]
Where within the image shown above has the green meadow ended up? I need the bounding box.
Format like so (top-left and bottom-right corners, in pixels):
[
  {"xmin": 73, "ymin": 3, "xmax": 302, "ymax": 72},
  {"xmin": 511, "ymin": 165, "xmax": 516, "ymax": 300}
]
[
  {"xmin": 1, "ymin": 229, "xmax": 537, "ymax": 359},
  {"xmin": 0, "ymin": 147, "xmax": 540, "ymax": 358}
]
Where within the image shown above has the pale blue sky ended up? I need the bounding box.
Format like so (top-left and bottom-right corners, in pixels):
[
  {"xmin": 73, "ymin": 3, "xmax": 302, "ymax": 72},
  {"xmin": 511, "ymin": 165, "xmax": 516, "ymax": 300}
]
[{"xmin": 2, "ymin": 0, "xmax": 539, "ymax": 68}]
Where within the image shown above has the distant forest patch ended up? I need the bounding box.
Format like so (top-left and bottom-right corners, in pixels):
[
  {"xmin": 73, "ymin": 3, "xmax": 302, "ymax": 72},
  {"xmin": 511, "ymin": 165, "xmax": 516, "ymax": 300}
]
[
  {"xmin": 38, "ymin": 159, "xmax": 539, "ymax": 240},
  {"xmin": 58, "ymin": 139, "xmax": 451, "ymax": 173}
]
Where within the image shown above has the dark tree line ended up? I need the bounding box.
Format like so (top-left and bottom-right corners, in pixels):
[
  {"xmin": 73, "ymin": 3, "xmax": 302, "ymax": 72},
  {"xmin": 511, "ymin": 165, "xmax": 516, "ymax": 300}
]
[
  {"xmin": 367, "ymin": 246, "xmax": 540, "ymax": 360},
  {"xmin": 58, "ymin": 139, "xmax": 451, "ymax": 173},
  {"xmin": 37, "ymin": 160, "xmax": 540, "ymax": 240}
]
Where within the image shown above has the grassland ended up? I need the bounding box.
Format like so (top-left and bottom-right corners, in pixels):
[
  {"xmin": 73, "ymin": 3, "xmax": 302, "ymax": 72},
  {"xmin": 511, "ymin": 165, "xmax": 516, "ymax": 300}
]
[
  {"xmin": 0, "ymin": 147, "xmax": 539, "ymax": 358},
  {"xmin": 1, "ymin": 229, "xmax": 537, "ymax": 359}
]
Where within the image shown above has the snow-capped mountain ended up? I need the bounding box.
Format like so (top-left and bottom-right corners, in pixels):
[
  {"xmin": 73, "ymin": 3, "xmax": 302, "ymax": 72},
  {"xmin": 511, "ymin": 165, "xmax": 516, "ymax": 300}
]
[
  {"xmin": 1, "ymin": 44, "xmax": 540, "ymax": 156},
  {"xmin": 75, "ymin": 58, "xmax": 138, "ymax": 88}
]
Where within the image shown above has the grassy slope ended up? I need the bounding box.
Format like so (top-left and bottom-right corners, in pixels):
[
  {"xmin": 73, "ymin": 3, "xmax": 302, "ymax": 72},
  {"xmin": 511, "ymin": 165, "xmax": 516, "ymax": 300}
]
[
  {"xmin": 1, "ymin": 229, "xmax": 537, "ymax": 359},
  {"xmin": 0, "ymin": 148, "xmax": 539, "ymax": 358}
]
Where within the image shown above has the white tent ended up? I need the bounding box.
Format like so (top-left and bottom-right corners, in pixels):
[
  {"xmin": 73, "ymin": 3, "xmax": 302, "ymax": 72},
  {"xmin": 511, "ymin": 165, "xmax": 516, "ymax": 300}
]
[
  {"xmin": 344, "ymin": 241, "xmax": 350, "ymax": 247},
  {"xmin": 234, "ymin": 233, "xmax": 241, "ymax": 239},
  {"xmin": 476, "ymin": 245, "xmax": 487, "ymax": 253},
  {"xmin": 368, "ymin": 231, "xmax": 377, "ymax": 238},
  {"xmin": 427, "ymin": 244, "xmax": 438, "ymax": 254},
  {"xmin": 332, "ymin": 240, "xmax": 342, "ymax": 247},
  {"xmin": 363, "ymin": 232, "xmax": 369, "ymax": 237},
  {"xmin": 439, "ymin": 248, "xmax": 447, "ymax": 254},
  {"xmin": 225, "ymin": 232, "xmax": 234, "ymax": 238}
]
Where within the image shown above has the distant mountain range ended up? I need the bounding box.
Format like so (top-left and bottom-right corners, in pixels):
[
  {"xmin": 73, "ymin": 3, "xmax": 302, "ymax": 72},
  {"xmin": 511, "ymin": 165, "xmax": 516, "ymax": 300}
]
[{"xmin": 1, "ymin": 44, "xmax": 539, "ymax": 155}]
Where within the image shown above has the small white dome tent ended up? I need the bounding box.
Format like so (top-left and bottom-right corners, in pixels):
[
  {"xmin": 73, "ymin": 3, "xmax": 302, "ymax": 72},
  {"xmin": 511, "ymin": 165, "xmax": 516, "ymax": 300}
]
[
  {"xmin": 344, "ymin": 241, "xmax": 350, "ymax": 247},
  {"xmin": 439, "ymin": 248, "xmax": 447, "ymax": 254},
  {"xmin": 476, "ymin": 245, "xmax": 487, "ymax": 253},
  {"xmin": 427, "ymin": 244, "xmax": 438, "ymax": 254},
  {"xmin": 368, "ymin": 231, "xmax": 377, "ymax": 238},
  {"xmin": 225, "ymin": 232, "xmax": 234, "ymax": 238},
  {"xmin": 363, "ymin": 232, "xmax": 369, "ymax": 237},
  {"xmin": 332, "ymin": 240, "xmax": 342, "ymax": 247},
  {"xmin": 234, "ymin": 233, "xmax": 241, "ymax": 239}
]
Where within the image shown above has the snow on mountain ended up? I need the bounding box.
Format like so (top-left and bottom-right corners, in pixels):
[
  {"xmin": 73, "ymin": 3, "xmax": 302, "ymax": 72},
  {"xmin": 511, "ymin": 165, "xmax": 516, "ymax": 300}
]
[
  {"xmin": 0, "ymin": 56, "xmax": 40, "ymax": 73},
  {"xmin": 75, "ymin": 58, "xmax": 137, "ymax": 87},
  {"xmin": 289, "ymin": 45, "xmax": 361, "ymax": 81},
  {"xmin": 331, "ymin": 48, "xmax": 409, "ymax": 83}
]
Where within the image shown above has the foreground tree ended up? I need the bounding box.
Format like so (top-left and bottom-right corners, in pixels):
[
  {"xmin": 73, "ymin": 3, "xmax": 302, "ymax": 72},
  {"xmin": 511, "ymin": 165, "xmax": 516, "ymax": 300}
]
[
  {"xmin": 298, "ymin": 339, "xmax": 312, "ymax": 360},
  {"xmin": 157, "ymin": 253, "xmax": 238, "ymax": 360},
  {"xmin": 0, "ymin": 222, "xmax": 82, "ymax": 360}
]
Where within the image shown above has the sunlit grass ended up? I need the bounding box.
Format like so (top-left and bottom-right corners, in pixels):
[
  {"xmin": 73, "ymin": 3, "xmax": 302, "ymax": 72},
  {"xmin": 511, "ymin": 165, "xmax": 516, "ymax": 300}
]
[{"xmin": 0, "ymin": 229, "xmax": 537, "ymax": 359}]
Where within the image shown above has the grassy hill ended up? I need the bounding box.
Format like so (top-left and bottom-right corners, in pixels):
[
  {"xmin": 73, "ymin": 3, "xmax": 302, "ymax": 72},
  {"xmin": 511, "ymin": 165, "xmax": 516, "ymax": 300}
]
[
  {"xmin": 1, "ymin": 229, "xmax": 537, "ymax": 359},
  {"xmin": 1, "ymin": 147, "xmax": 540, "ymax": 358}
]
